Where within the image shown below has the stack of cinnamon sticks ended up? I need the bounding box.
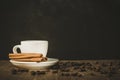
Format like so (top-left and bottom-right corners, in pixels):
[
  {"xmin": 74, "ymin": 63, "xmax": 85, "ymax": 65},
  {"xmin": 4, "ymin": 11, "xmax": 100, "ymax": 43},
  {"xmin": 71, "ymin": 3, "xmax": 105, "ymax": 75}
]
[{"xmin": 9, "ymin": 53, "xmax": 47, "ymax": 62}]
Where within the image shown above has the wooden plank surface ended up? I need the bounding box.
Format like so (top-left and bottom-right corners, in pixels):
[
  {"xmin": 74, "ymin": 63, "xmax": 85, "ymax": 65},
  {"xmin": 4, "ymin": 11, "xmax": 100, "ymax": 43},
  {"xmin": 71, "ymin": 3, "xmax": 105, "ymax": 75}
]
[{"xmin": 0, "ymin": 60, "xmax": 120, "ymax": 80}]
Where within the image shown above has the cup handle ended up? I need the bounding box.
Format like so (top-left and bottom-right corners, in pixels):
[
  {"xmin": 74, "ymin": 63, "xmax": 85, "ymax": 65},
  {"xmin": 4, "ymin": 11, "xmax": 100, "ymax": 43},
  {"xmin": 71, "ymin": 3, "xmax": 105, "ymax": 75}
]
[{"xmin": 13, "ymin": 45, "xmax": 21, "ymax": 53}]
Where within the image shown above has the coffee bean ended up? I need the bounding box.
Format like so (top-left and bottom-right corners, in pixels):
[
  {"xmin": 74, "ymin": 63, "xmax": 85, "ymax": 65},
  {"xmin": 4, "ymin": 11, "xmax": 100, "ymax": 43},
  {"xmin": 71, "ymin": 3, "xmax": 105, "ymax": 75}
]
[
  {"xmin": 24, "ymin": 69, "xmax": 29, "ymax": 72},
  {"xmin": 59, "ymin": 66, "xmax": 66, "ymax": 70},
  {"xmin": 11, "ymin": 69, "xmax": 17, "ymax": 74},
  {"xmin": 52, "ymin": 65, "xmax": 60, "ymax": 69},
  {"xmin": 64, "ymin": 73, "xmax": 70, "ymax": 76},
  {"xmin": 94, "ymin": 67, "xmax": 101, "ymax": 72},
  {"xmin": 95, "ymin": 61, "xmax": 99, "ymax": 64},
  {"xmin": 89, "ymin": 72, "xmax": 96, "ymax": 76},
  {"xmin": 74, "ymin": 66, "xmax": 79, "ymax": 70},
  {"xmin": 107, "ymin": 72, "xmax": 113, "ymax": 77},
  {"xmin": 31, "ymin": 71, "xmax": 36, "ymax": 75},
  {"xmin": 102, "ymin": 63, "xmax": 108, "ymax": 67},
  {"xmin": 100, "ymin": 70, "xmax": 108, "ymax": 74},
  {"xmin": 77, "ymin": 72, "xmax": 84, "ymax": 77},
  {"xmin": 118, "ymin": 69, "xmax": 120, "ymax": 72},
  {"xmin": 18, "ymin": 68, "xmax": 28, "ymax": 72},
  {"xmin": 118, "ymin": 62, "xmax": 120, "ymax": 65},
  {"xmin": 86, "ymin": 62, "xmax": 92, "ymax": 66},
  {"xmin": 110, "ymin": 62, "xmax": 113, "ymax": 66},
  {"xmin": 37, "ymin": 71, "xmax": 46, "ymax": 75},
  {"xmin": 79, "ymin": 68, "xmax": 86, "ymax": 72},
  {"xmin": 71, "ymin": 72, "xmax": 78, "ymax": 76},
  {"xmin": 51, "ymin": 70, "xmax": 58, "ymax": 73},
  {"xmin": 61, "ymin": 72, "xmax": 70, "ymax": 76},
  {"xmin": 61, "ymin": 68, "xmax": 70, "ymax": 72},
  {"xmin": 71, "ymin": 62, "xmax": 82, "ymax": 66}
]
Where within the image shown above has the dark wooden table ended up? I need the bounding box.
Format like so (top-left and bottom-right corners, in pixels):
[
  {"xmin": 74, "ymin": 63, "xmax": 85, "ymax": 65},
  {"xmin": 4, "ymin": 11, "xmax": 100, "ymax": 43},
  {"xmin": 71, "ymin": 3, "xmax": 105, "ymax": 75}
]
[{"xmin": 0, "ymin": 60, "xmax": 120, "ymax": 80}]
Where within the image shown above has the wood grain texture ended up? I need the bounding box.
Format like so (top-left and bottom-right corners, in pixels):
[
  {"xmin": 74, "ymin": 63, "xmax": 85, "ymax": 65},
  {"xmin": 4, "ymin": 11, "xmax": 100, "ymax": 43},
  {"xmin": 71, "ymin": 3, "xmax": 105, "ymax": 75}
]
[{"xmin": 0, "ymin": 60, "xmax": 120, "ymax": 80}]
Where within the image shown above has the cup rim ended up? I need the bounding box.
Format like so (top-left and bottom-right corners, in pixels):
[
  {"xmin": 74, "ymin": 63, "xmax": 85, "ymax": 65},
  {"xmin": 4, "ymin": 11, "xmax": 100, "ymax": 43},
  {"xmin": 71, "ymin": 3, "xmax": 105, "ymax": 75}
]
[{"xmin": 21, "ymin": 40, "xmax": 48, "ymax": 44}]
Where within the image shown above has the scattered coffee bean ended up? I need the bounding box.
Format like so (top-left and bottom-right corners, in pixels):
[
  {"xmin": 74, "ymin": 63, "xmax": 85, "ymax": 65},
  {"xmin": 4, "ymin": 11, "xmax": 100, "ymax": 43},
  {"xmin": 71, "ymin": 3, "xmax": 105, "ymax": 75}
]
[
  {"xmin": 71, "ymin": 62, "xmax": 81, "ymax": 66},
  {"xmin": 51, "ymin": 62, "xmax": 60, "ymax": 69},
  {"xmin": 61, "ymin": 72, "xmax": 70, "ymax": 76},
  {"xmin": 95, "ymin": 61, "xmax": 99, "ymax": 64},
  {"xmin": 52, "ymin": 70, "xmax": 58, "ymax": 73},
  {"xmin": 86, "ymin": 62, "xmax": 92, "ymax": 66},
  {"xmin": 79, "ymin": 68, "xmax": 86, "ymax": 72},
  {"xmin": 89, "ymin": 72, "xmax": 96, "ymax": 76},
  {"xmin": 118, "ymin": 62, "xmax": 120, "ymax": 66},
  {"xmin": 94, "ymin": 67, "xmax": 101, "ymax": 72},
  {"xmin": 37, "ymin": 71, "xmax": 46, "ymax": 75},
  {"xmin": 118, "ymin": 69, "xmax": 120, "ymax": 72},
  {"xmin": 59, "ymin": 66, "xmax": 66, "ymax": 70},
  {"xmin": 18, "ymin": 68, "xmax": 28, "ymax": 72},
  {"xmin": 107, "ymin": 72, "xmax": 113, "ymax": 77},
  {"xmin": 61, "ymin": 73, "xmax": 64, "ymax": 76},
  {"xmin": 66, "ymin": 62, "xmax": 71, "ymax": 67},
  {"xmin": 71, "ymin": 72, "xmax": 78, "ymax": 76},
  {"xmin": 102, "ymin": 63, "xmax": 108, "ymax": 67},
  {"xmin": 52, "ymin": 65, "xmax": 60, "ymax": 69},
  {"xmin": 77, "ymin": 72, "xmax": 83, "ymax": 77},
  {"xmin": 100, "ymin": 70, "xmax": 108, "ymax": 74},
  {"xmin": 11, "ymin": 68, "xmax": 17, "ymax": 74},
  {"xmin": 61, "ymin": 68, "xmax": 70, "ymax": 72},
  {"xmin": 110, "ymin": 62, "xmax": 113, "ymax": 66},
  {"xmin": 74, "ymin": 66, "xmax": 79, "ymax": 69},
  {"xmin": 31, "ymin": 71, "xmax": 36, "ymax": 75}
]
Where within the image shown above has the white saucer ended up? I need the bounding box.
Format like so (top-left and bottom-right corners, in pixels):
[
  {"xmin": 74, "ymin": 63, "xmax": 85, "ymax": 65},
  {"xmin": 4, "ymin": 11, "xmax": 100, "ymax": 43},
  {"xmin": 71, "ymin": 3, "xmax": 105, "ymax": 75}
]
[{"xmin": 10, "ymin": 58, "xmax": 59, "ymax": 70}]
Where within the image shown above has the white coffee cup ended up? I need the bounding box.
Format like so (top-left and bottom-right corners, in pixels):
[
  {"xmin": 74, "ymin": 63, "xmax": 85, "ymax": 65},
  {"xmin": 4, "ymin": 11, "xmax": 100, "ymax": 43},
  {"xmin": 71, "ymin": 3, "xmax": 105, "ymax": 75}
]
[{"xmin": 12, "ymin": 40, "xmax": 48, "ymax": 57}]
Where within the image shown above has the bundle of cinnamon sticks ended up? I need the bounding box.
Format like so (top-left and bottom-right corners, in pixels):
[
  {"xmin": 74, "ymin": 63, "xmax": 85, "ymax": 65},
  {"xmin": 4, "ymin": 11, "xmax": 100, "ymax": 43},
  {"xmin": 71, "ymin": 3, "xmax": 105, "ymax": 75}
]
[{"xmin": 9, "ymin": 53, "xmax": 47, "ymax": 62}]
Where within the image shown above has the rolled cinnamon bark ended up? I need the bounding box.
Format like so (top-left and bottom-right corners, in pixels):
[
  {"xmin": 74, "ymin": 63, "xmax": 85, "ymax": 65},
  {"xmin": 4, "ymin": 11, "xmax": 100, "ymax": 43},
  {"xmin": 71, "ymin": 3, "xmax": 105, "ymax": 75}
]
[
  {"xmin": 12, "ymin": 57, "xmax": 47, "ymax": 62},
  {"xmin": 9, "ymin": 53, "xmax": 43, "ymax": 59},
  {"xmin": 12, "ymin": 58, "xmax": 43, "ymax": 62}
]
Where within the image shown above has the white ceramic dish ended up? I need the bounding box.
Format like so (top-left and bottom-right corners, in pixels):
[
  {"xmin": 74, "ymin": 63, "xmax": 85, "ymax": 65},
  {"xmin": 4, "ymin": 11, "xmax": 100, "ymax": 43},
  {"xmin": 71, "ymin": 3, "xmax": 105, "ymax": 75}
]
[{"xmin": 10, "ymin": 58, "xmax": 59, "ymax": 70}]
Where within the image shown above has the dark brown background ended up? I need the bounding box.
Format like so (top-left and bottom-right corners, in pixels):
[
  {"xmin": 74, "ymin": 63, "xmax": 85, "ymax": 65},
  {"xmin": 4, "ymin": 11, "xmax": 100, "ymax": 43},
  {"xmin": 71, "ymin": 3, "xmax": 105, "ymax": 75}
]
[{"xmin": 0, "ymin": 0, "xmax": 119, "ymax": 60}]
